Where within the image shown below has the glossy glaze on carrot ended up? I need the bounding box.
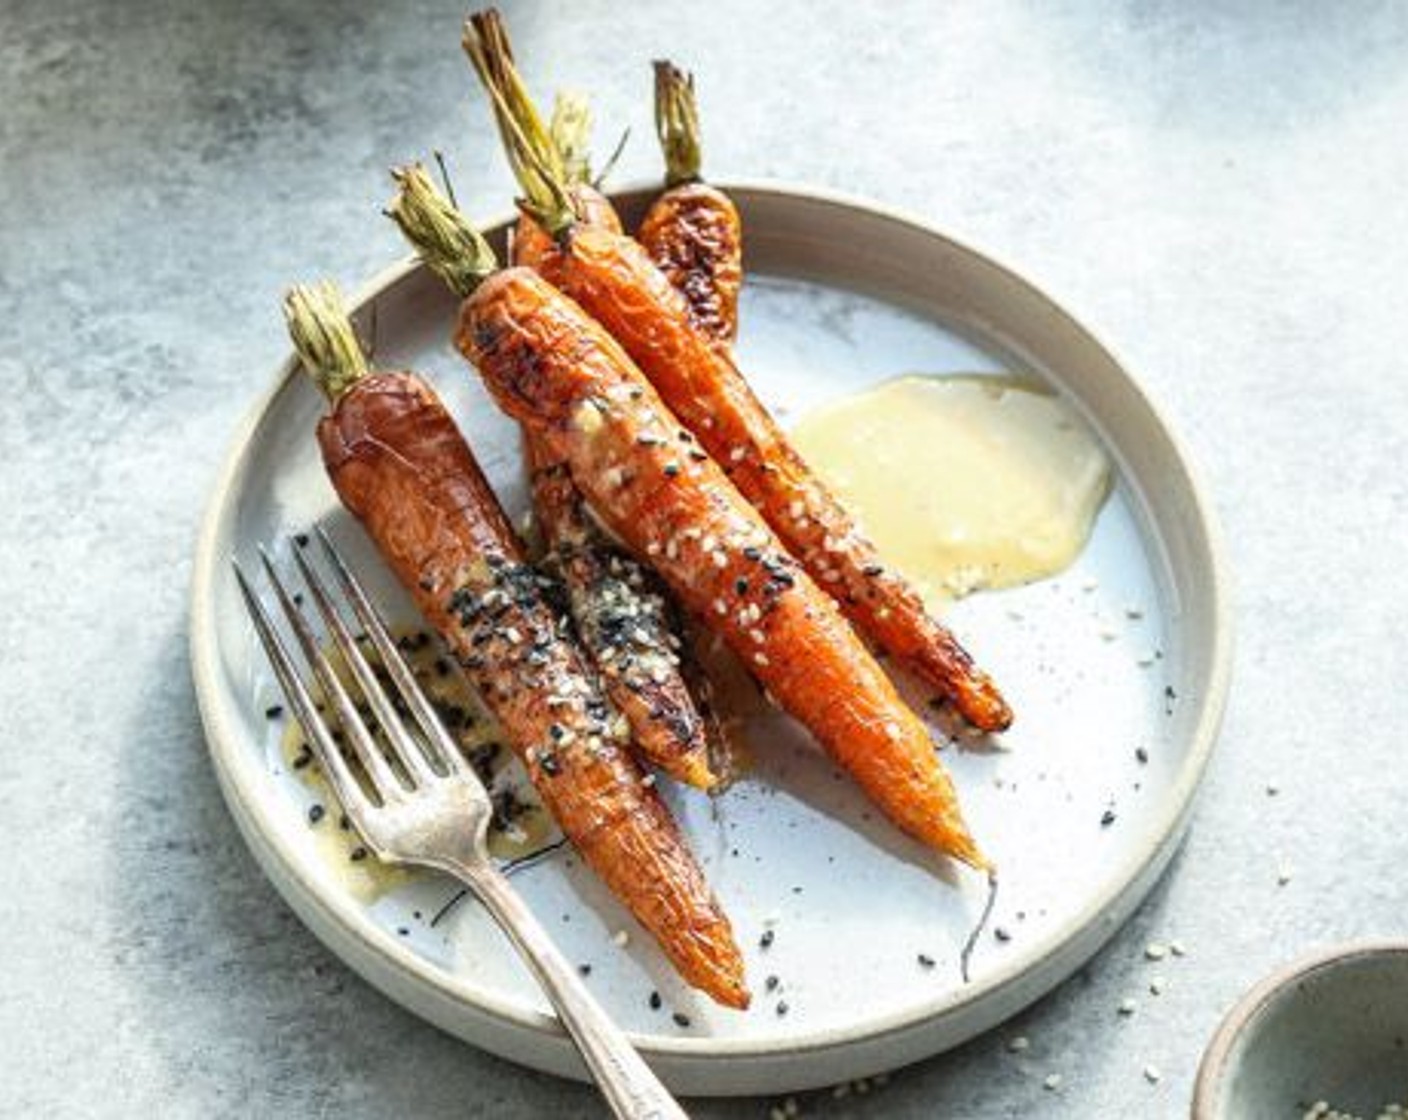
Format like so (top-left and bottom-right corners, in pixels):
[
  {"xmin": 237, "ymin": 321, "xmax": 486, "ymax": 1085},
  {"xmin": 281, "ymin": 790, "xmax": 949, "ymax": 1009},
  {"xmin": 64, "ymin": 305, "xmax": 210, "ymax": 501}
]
[
  {"xmin": 637, "ymin": 61, "xmax": 742, "ymax": 348},
  {"xmin": 456, "ymin": 267, "xmax": 990, "ymax": 872},
  {"xmin": 288, "ymin": 285, "xmax": 747, "ymax": 1008},
  {"xmin": 526, "ymin": 433, "xmax": 720, "ymax": 789},
  {"xmin": 464, "ymin": 12, "xmax": 1012, "ymax": 732}
]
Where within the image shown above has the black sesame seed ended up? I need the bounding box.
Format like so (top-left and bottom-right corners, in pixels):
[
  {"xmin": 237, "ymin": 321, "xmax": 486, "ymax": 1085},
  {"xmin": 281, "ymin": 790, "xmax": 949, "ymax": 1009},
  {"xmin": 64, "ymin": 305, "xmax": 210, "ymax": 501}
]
[
  {"xmin": 649, "ymin": 991, "xmax": 662, "ymax": 1011},
  {"xmin": 995, "ymin": 926, "xmax": 1013, "ymax": 942},
  {"xmin": 307, "ymin": 804, "xmax": 325, "ymax": 824},
  {"xmin": 264, "ymin": 704, "xmax": 284, "ymax": 720},
  {"xmin": 578, "ymin": 963, "xmax": 592, "ymax": 976},
  {"xmin": 759, "ymin": 930, "xmax": 775, "ymax": 949},
  {"xmin": 917, "ymin": 953, "xmax": 936, "ymax": 968},
  {"xmin": 765, "ymin": 975, "xmax": 779, "ymax": 992},
  {"xmin": 1100, "ymin": 809, "xmax": 1117, "ymax": 827},
  {"xmin": 663, "ymin": 463, "xmax": 680, "ymax": 478},
  {"xmin": 540, "ymin": 754, "xmax": 561, "ymax": 777},
  {"xmin": 397, "ymin": 927, "xmax": 409, "ymax": 937},
  {"xmin": 775, "ymin": 1000, "xmax": 789, "ymax": 1017},
  {"xmin": 349, "ymin": 847, "xmax": 368, "ymax": 862},
  {"xmin": 1135, "ymin": 747, "xmax": 1149, "ymax": 764},
  {"xmin": 294, "ymin": 533, "xmax": 310, "ymax": 548},
  {"xmin": 734, "ymin": 578, "xmax": 749, "ymax": 595},
  {"xmin": 673, "ymin": 1012, "xmax": 691, "ymax": 1028},
  {"xmin": 339, "ymin": 814, "xmax": 351, "ymax": 831}
]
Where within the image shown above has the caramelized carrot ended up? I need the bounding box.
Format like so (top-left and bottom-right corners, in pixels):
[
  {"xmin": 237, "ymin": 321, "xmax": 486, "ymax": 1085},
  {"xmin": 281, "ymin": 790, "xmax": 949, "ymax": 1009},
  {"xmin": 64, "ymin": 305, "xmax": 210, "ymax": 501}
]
[
  {"xmin": 495, "ymin": 91, "xmax": 724, "ymax": 788},
  {"xmin": 464, "ymin": 11, "xmax": 1012, "ymax": 732},
  {"xmin": 527, "ymin": 434, "xmax": 720, "ymax": 790},
  {"xmin": 637, "ymin": 61, "xmax": 742, "ymax": 348},
  {"xmin": 284, "ymin": 281, "xmax": 747, "ymax": 1008},
  {"xmin": 386, "ymin": 172, "xmax": 990, "ymax": 873}
]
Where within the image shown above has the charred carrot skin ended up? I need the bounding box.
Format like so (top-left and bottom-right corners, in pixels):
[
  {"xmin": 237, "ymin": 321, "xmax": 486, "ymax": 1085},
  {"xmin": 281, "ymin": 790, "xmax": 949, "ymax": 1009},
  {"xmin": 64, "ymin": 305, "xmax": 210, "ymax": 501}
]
[
  {"xmin": 518, "ymin": 226, "xmax": 1012, "ymax": 733},
  {"xmin": 316, "ymin": 369, "xmax": 748, "ymax": 1008},
  {"xmin": 637, "ymin": 182, "xmax": 742, "ymax": 349},
  {"xmin": 638, "ymin": 61, "xmax": 741, "ymax": 347},
  {"xmin": 457, "ymin": 268, "xmax": 989, "ymax": 872},
  {"xmin": 462, "ymin": 10, "xmax": 1008, "ymax": 729},
  {"xmin": 526, "ymin": 433, "xmax": 719, "ymax": 789},
  {"xmin": 514, "ymin": 162, "xmax": 723, "ymax": 787}
]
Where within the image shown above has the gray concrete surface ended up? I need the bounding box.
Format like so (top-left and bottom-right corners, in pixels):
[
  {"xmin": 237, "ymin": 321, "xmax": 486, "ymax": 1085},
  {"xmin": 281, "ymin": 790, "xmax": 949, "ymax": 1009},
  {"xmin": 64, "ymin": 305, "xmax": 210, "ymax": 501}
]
[{"xmin": 4, "ymin": 1, "xmax": 1407, "ymax": 1116}]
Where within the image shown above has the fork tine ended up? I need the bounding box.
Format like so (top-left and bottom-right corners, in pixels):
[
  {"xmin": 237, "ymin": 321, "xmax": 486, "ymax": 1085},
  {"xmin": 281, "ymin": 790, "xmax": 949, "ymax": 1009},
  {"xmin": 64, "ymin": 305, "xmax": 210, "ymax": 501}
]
[
  {"xmin": 256, "ymin": 545, "xmax": 406, "ymax": 803},
  {"xmin": 290, "ymin": 540, "xmax": 440, "ymax": 787},
  {"xmin": 233, "ymin": 561, "xmax": 373, "ymax": 827},
  {"xmin": 315, "ymin": 527, "xmax": 472, "ymax": 782}
]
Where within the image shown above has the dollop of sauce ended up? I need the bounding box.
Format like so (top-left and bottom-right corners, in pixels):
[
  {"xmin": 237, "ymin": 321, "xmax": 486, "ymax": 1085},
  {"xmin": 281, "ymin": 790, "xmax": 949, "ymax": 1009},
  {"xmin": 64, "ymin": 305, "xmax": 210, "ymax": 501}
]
[{"xmin": 790, "ymin": 374, "xmax": 1111, "ymax": 602}]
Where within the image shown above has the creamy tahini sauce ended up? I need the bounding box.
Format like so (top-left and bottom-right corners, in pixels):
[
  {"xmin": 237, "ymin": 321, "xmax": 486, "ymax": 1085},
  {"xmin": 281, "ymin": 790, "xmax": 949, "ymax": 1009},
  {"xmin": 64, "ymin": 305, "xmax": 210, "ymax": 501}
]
[{"xmin": 790, "ymin": 374, "xmax": 1111, "ymax": 602}]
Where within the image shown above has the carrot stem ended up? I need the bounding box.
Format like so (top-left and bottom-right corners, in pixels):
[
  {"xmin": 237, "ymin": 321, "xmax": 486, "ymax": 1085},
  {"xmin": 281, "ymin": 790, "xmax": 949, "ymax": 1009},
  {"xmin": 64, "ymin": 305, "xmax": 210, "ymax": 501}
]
[
  {"xmin": 549, "ymin": 91, "xmax": 593, "ymax": 187},
  {"xmin": 463, "ymin": 9, "xmax": 575, "ymax": 237},
  {"xmin": 653, "ymin": 60, "xmax": 701, "ymax": 187},
  {"xmin": 385, "ymin": 164, "xmax": 498, "ymax": 299},
  {"xmin": 282, "ymin": 283, "xmax": 370, "ymax": 403}
]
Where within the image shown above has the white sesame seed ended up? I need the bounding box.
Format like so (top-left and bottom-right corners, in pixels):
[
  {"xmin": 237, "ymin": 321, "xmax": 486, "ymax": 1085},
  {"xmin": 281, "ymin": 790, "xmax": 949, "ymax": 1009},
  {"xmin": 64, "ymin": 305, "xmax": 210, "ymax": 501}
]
[
  {"xmin": 729, "ymin": 446, "xmax": 745, "ymax": 463},
  {"xmin": 789, "ymin": 500, "xmax": 805, "ymax": 519},
  {"xmin": 504, "ymin": 627, "xmax": 522, "ymax": 644},
  {"xmin": 754, "ymin": 653, "xmax": 770, "ymax": 666},
  {"xmin": 1143, "ymin": 1065, "xmax": 1161, "ymax": 1084},
  {"xmin": 1126, "ymin": 605, "xmax": 1144, "ymax": 619},
  {"xmin": 646, "ymin": 541, "xmax": 660, "ymax": 556},
  {"xmin": 1278, "ymin": 864, "xmax": 1293, "ymax": 885},
  {"xmin": 714, "ymin": 598, "xmax": 727, "ymax": 616},
  {"xmin": 611, "ymin": 929, "xmax": 629, "ymax": 947},
  {"xmin": 1149, "ymin": 976, "xmax": 1166, "ymax": 995},
  {"xmin": 750, "ymin": 629, "xmax": 765, "ymax": 643},
  {"xmin": 1043, "ymin": 1073, "xmax": 1062, "ymax": 1091},
  {"xmin": 1144, "ymin": 942, "xmax": 1168, "ymax": 961},
  {"xmin": 1118, "ymin": 997, "xmax": 1138, "ymax": 1016},
  {"xmin": 712, "ymin": 550, "xmax": 728, "ymax": 568},
  {"xmin": 1007, "ymin": 1036, "xmax": 1030, "ymax": 1053},
  {"xmin": 642, "ymin": 774, "xmax": 656, "ymax": 788},
  {"xmin": 701, "ymin": 535, "xmax": 717, "ymax": 552},
  {"xmin": 1169, "ymin": 940, "xmax": 1187, "ymax": 957},
  {"xmin": 665, "ymin": 539, "xmax": 679, "ymax": 561}
]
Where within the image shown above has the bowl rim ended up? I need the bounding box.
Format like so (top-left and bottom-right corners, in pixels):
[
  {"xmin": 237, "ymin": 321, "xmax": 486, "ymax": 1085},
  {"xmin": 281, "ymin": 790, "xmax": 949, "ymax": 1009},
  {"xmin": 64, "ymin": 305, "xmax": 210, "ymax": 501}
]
[
  {"xmin": 190, "ymin": 177, "xmax": 1234, "ymax": 1080},
  {"xmin": 1191, "ymin": 938, "xmax": 1408, "ymax": 1118}
]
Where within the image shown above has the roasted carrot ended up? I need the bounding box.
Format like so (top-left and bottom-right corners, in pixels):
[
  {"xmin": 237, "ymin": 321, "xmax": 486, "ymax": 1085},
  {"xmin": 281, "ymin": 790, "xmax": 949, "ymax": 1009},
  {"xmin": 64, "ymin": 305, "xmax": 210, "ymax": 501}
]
[
  {"xmin": 496, "ymin": 92, "xmax": 725, "ymax": 789},
  {"xmin": 637, "ymin": 60, "xmax": 742, "ymax": 348},
  {"xmin": 527, "ymin": 433, "xmax": 720, "ymax": 790},
  {"xmin": 284, "ymin": 281, "xmax": 747, "ymax": 1008},
  {"xmin": 464, "ymin": 10, "xmax": 1012, "ymax": 733},
  {"xmin": 386, "ymin": 170, "xmax": 990, "ymax": 873}
]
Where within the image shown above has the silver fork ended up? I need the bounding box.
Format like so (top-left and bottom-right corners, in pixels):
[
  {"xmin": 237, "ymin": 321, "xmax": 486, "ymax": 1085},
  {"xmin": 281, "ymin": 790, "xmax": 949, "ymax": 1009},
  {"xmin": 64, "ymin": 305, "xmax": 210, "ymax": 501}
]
[{"xmin": 234, "ymin": 529, "xmax": 689, "ymax": 1120}]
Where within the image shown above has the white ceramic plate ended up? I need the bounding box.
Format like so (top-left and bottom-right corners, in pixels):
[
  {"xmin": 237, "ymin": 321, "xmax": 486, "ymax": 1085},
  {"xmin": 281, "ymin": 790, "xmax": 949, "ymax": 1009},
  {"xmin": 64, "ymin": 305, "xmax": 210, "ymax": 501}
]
[{"xmin": 190, "ymin": 183, "xmax": 1230, "ymax": 1097}]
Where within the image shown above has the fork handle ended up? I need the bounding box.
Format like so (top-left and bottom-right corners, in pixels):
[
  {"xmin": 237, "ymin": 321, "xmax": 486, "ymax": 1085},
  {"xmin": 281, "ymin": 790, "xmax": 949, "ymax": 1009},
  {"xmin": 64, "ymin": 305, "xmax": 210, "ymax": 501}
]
[{"xmin": 451, "ymin": 860, "xmax": 691, "ymax": 1120}]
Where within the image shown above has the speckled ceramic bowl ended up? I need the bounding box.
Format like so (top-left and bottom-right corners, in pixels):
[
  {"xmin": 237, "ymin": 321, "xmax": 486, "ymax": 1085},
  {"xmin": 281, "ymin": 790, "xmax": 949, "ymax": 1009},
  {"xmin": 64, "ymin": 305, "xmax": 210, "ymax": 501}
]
[{"xmin": 1193, "ymin": 942, "xmax": 1408, "ymax": 1119}]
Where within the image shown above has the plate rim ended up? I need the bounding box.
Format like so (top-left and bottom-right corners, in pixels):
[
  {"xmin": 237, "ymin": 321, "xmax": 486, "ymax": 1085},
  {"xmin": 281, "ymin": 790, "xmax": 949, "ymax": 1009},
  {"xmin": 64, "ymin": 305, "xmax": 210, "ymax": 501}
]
[{"xmin": 189, "ymin": 178, "xmax": 1233, "ymax": 1083}]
